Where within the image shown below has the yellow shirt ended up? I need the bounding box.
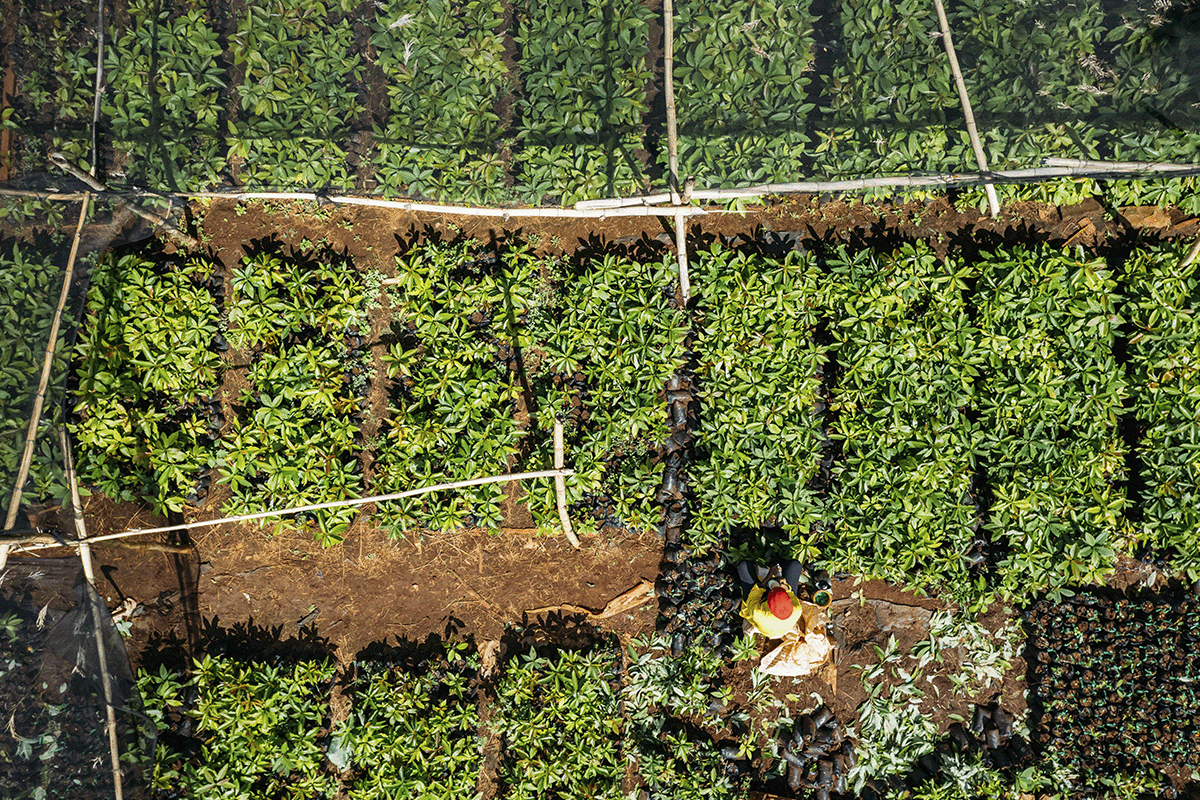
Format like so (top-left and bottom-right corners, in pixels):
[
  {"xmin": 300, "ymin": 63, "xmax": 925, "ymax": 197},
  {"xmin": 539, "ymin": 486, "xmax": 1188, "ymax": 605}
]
[{"xmin": 740, "ymin": 585, "xmax": 803, "ymax": 639}]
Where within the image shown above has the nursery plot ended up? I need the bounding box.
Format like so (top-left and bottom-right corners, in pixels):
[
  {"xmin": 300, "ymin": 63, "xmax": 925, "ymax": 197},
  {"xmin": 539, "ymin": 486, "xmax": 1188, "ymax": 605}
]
[
  {"xmin": 824, "ymin": 244, "xmax": 983, "ymax": 606},
  {"xmin": 493, "ymin": 643, "xmax": 625, "ymax": 799},
  {"xmin": 669, "ymin": 0, "xmax": 816, "ymax": 188},
  {"xmin": 140, "ymin": 655, "xmax": 339, "ymax": 798},
  {"xmin": 623, "ymin": 637, "xmax": 746, "ymax": 799},
  {"xmin": 688, "ymin": 246, "xmax": 827, "ymax": 554},
  {"xmin": 519, "ymin": 251, "xmax": 689, "ymax": 533},
  {"xmin": 973, "ymin": 247, "xmax": 1128, "ymax": 601},
  {"xmin": 225, "ymin": 0, "xmax": 363, "ymax": 188},
  {"xmin": 10, "ymin": 2, "xmax": 97, "ymax": 173},
  {"xmin": 373, "ymin": 240, "xmax": 532, "ymax": 534},
  {"xmin": 221, "ymin": 249, "xmax": 371, "ymax": 544},
  {"xmin": 375, "ymin": 240, "xmax": 687, "ymax": 536},
  {"xmin": 510, "ymin": 0, "xmax": 654, "ymax": 204},
  {"xmin": 1026, "ymin": 588, "xmax": 1200, "ymax": 789},
  {"xmin": 71, "ymin": 249, "xmax": 225, "ymax": 516},
  {"xmin": 1124, "ymin": 243, "xmax": 1200, "ymax": 576},
  {"xmin": 368, "ymin": 0, "xmax": 511, "ymax": 204},
  {"xmin": 103, "ymin": 0, "xmax": 227, "ymax": 192},
  {"xmin": 338, "ymin": 639, "xmax": 483, "ymax": 800}
]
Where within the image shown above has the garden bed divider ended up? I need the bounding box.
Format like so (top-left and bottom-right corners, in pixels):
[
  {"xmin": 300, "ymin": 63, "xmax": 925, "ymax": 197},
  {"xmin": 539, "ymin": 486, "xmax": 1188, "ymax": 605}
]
[
  {"xmin": 6, "ymin": 468, "xmax": 578, "ymax": 553},
  {"xmin": 932, "ymin": 0, "xmax": 999, "ymax": 217}
]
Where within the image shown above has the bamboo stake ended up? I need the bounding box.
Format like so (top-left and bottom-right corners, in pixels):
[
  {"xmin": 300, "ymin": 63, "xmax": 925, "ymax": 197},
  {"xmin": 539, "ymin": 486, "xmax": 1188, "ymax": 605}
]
[
  {"xmin": 3, "ymin": 194, "xmax": 91, "ymax": 547},
  {"xmin": 663, "ymin": 0, "xmax": 681, "ymax": 207},
  {"xmin": 932, "ymin": 0, "xmax": 1000, "ymax": 217},
  {"xmin": 90, "ymin": 0, "xmax": 105, "ymax": 177},
  {"xmin": 11, "ymin": 469, "xmax": 576, "ymax": 552},
  {"xmin": 552, "ymin": 419, "xmax": 579, "ymax": 548},
  {"xmin": 61, "ymin": 428, "xmax": 124, "ymax": 800},
  {"xmin": 661, "ymin": 0, "xmax": 692, "ymax": 306},
  {"xmin": 48, "ymin": 153, "xmax": 200, "ymax": 248}
]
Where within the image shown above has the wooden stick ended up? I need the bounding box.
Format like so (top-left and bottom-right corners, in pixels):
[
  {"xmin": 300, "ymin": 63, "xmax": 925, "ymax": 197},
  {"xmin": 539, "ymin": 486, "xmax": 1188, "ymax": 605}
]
[
  {"xmin": 12, "ymin": 469, "xmax": 576, "ymax": 552},
  {"xmin": 61, "ymin": 427, "xmax": 124, "ymax": 800},
  {"xmin": 0, "ymin": 532, "xmax": 191, "ymax": 552},
  {"xmin": 3, "ymin": 194, "xmax": 90, "ymax": 538},
  {"xmin": 48, "ymin": 153, "xmax": 200, "ymax": 248},
  {"xmin": 932, "ymin": 0, "xmax": 1000, "ymax": 217},
  {"xmin": 663, "ymin": 0, "xmax": 681, "ymax": 206},
  {"xmin": 553, "ymin": 419, "xmax": 579, "ymax": 548}
]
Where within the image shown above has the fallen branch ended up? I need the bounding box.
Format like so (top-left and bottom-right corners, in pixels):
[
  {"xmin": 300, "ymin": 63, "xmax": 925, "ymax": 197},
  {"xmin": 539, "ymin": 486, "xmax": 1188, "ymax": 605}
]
[
  {"xmin": 524, "ymin": 580, "xmax": 655, "ymax": 620},
  {"xmin": 0, "ymin": 532, "xmax": 190, "ymax": 552}
]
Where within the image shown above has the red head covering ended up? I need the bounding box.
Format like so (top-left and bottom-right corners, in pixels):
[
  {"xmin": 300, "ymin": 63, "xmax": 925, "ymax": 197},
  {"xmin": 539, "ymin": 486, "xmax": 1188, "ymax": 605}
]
[{"xmin": 767, "ymin": 587, "xmax": 792, "ymax": 620}]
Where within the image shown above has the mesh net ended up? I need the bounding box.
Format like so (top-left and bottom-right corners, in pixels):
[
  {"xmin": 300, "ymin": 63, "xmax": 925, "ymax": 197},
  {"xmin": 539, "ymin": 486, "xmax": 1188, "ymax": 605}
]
[{"xmin": 0, "ymin": 557, "xmax": 154, "ymax": 800}]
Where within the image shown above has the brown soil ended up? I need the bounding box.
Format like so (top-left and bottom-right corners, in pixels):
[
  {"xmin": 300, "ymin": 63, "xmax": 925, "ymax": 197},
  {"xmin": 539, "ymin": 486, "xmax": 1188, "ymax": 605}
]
[{"xmin": 181, "ymin": 193, "xmax": 1200, "ymax": 278}]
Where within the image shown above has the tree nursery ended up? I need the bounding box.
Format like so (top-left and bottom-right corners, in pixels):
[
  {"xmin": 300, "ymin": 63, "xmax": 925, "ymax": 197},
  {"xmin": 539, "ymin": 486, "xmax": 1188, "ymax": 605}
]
[{"xmin": 1, "ymin": 0, "xmax": 1199, "ymax": 798}]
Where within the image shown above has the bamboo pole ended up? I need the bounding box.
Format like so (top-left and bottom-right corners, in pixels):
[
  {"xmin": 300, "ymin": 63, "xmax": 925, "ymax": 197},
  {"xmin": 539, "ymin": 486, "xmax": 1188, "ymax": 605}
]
[
  {"xmin": 932, "ymin": 0, "xmax": 1000, "ymax": 217},
  {"xmin": 661, "ymin": 0, "xmax": 692, "ymax": 306},
  {"xmin": 0, "ymin": 188, "xmax": 90, "ymax": 201},
  {"xmin": 61, "ymin": 428, "xmax": 124, "ymax": 800},
  {"xmin": 168, "ymin": 191, "xmax": 706, "ymax": 219},
  {"xmin": 552, "ymin": 419, "xmax": 579, "ymax": 548},
  {"xmin": 9, "ymin": 469, "xmax": 576, "ymax": 552},
  {"xmin": 3, "ymin": 194, "xmax": 91, "ymax": 549},
  {"xmin": 575, "ymin": 162, "xmax": 1200, "ymax": 207},
  {"xmin": 1044, "ymin": 157, "xmax": 1200, "ymax": 173},
  {"xmin": 48, "ymin": 153, "xmax": 200, "ymax": 248},
  {"xmin": 90, "ymin": 0, "xmax": 105, "ymax": 177}
]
